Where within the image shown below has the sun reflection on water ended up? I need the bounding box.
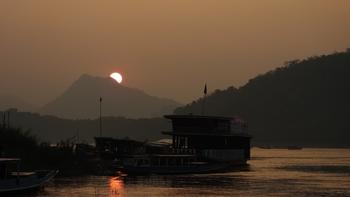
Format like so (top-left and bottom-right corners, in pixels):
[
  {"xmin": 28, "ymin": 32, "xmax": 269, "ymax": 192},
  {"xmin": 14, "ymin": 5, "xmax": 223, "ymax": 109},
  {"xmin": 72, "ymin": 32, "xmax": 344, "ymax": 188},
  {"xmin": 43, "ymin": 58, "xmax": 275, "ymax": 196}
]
[{"xmin": 109, "ymin": 177, "xmax": 124, "ymax": 197}]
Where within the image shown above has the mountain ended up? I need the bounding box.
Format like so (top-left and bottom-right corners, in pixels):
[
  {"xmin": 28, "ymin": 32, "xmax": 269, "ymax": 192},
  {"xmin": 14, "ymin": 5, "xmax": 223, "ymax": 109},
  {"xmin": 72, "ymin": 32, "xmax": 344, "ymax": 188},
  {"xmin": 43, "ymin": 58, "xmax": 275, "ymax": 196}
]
[
  {"xmin": 0, "ymin": 95, "xmax": 36, "ymax": 111},
  {"xmin": 40, "ymin": 74, "xmax": 181, "ymax": 119},
  {"xmin": 0, "ymin": 110, "xmax": 167, "ymax": 142},
  {"xmin": 175, "ymin": 50, "xmax": 350, "ymax": 147}
]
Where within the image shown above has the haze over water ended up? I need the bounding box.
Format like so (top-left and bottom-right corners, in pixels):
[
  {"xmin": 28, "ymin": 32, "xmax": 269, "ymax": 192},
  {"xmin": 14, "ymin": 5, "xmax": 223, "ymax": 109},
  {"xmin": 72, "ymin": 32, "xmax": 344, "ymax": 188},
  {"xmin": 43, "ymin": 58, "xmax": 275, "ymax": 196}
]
[{"xmin": 29, "ymin": 148, "xmax": 350, "ymax": 197}]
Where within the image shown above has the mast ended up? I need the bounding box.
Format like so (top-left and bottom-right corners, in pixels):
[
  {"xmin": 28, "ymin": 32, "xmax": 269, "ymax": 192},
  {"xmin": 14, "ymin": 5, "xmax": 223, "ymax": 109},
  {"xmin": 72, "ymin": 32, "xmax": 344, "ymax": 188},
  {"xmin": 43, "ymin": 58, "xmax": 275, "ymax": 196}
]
[
  {"xmin": 201, "ymin": 83, "xmax": 207, "ymax": 115},
  {"xmin": 99, "ymin": 97, "xmax": 102, "ymax": 137},
  {"xmin": 7, "ymin": 110, "xmax": 10, "ymax": 129}
]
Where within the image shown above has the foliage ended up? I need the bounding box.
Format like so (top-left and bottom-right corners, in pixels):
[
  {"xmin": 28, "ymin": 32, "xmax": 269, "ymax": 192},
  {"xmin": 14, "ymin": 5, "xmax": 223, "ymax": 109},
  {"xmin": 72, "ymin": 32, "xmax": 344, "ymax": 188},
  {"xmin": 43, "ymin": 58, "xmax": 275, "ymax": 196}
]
[
  {"xmin": 0, "ymin": 126, "xmax": 38, "ymax": 157},
  {"xmin": 175, "ymin": 50, "xmax": 350, "ymax": 147},
  {"xmin": 0, "ymin": 126, "xmax": 87, "ymax": 174}
]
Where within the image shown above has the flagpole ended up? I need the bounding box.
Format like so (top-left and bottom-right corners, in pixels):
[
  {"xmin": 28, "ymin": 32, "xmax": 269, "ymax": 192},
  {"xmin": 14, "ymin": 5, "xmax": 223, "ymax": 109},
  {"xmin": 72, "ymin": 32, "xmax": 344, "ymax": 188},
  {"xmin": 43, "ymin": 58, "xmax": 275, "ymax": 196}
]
[
  {"xmin": 201, "ymin": 83, "xmax": 207, "ymax": 115},
  {"xmin": 99, "ymin": 97, "xmax": 102, "ymax": 137},
  {"xmin": 201, "ymin": 96, "xmax": 206, "ymax": 115}
]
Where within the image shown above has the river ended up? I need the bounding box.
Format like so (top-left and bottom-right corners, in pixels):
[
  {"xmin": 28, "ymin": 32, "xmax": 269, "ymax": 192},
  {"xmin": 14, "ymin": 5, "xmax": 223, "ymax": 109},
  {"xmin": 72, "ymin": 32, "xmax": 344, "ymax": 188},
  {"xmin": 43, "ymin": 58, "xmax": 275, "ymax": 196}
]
[{"xmin": 30, "ymin": 148, "xmax": 350, "ymax": 197}]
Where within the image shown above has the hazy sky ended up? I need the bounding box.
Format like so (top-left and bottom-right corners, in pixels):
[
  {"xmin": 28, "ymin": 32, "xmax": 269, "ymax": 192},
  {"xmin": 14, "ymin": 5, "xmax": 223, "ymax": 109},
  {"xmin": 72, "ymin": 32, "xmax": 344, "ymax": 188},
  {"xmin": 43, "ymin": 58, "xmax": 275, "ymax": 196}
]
[{"xmin": 1, "ymin": 0, "xmax": 349, "ymax": 106}]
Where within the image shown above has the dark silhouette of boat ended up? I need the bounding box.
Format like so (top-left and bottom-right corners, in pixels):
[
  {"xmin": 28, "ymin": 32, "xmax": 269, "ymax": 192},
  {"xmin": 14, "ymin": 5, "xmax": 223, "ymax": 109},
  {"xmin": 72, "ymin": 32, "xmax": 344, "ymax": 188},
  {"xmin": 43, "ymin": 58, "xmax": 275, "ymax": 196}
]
[
  {"xmin": 119, "ymin": 115, "xmax": 252, "ymax": 174},
  {"xmin": 0, "ymin": 158, "xmax": 58, "ymax": 194}
]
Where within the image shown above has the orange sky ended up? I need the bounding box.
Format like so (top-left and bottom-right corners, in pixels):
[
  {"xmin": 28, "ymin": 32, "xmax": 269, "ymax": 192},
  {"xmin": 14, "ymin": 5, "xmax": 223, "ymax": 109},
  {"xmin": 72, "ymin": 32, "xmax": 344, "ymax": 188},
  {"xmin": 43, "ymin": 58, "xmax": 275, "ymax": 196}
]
[{"xmin": 0, "ymin": 0, "xmax": 349, "ymax": 106}]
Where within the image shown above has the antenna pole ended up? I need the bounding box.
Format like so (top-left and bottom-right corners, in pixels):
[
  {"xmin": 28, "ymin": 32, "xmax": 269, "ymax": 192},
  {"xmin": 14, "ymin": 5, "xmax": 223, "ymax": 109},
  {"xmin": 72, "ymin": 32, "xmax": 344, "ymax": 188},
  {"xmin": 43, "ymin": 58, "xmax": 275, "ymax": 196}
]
[
  {"xmin": 99, "ymin": 97, "xmax": 102, "ymax": 137},
  {"xmin": 201, "ymin": 83, "xmax": 207, "ymax": 115},
  {"xmin": 7, "ymin": 111, "xmax": 10, "ymax": 129},
  {"xmin": 201, "ymin": 96, "xmax": 206, "ymax": 115}
]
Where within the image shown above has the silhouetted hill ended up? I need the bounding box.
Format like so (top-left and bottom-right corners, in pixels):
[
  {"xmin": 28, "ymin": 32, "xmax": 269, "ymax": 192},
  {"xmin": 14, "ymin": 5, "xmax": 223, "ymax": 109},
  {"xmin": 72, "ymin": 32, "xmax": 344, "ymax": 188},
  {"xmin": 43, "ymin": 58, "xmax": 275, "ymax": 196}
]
[
  {"xmin": 175, "ymin": 50, "xmax": 350, "ymax": 147},
  {"xmin": 1, "ymin": 109, "xmax": 168, "ymax": 143},
  {"xmin": 40, "ymin": 74, "xmax": 180, "ymax": 119},
  {"xmin": 0, "ymin": 95, "xmax": 36, "ymax": 111}
]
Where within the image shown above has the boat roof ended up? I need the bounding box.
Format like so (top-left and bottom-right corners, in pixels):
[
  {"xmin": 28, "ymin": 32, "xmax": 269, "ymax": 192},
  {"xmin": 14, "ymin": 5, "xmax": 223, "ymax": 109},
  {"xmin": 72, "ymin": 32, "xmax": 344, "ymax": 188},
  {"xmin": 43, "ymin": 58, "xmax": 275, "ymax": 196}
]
[
  {"xmin": 127, "ymin": 154, "xmax": 196, "ymax": 158},
  {"xmin": 164, "ymin": 114, "xmax": 233, "ymax": 121},
  {"xmin": 147, "ymin": 139, "xmax": 172, "ymax": 147},
  {"xmin": 162, "ymin": 131, "xmax": 252, "ymax": 138},
  {"xmin": 0, "ymin": 158, "xmax": 20, "ymax": 163}
]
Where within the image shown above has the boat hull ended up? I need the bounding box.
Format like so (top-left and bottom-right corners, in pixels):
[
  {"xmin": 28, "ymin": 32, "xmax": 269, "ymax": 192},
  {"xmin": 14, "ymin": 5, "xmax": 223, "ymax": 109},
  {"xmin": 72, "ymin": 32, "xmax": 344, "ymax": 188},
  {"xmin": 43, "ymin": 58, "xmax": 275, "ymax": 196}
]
[
  {"xmin": 122, "ymin": 161, "xmax": 247, "ymax": 175},
  {"xmin": 0, "ymin": 170, "xmax": 58, "ymax": 194}
]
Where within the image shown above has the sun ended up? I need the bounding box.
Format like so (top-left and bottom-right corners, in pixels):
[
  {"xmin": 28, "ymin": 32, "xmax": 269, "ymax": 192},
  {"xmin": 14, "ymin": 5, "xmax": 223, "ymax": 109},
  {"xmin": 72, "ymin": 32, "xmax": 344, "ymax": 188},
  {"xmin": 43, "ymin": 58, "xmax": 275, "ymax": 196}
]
[{"xmin": 110, "ymin": 72, "xmax": 123, "ymax": 83}]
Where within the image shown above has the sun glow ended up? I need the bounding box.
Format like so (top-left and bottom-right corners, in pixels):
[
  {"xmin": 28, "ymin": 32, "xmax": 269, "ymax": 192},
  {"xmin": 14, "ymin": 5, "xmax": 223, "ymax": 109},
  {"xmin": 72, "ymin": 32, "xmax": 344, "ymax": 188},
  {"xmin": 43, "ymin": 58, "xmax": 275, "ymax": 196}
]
[
  {"xmin": 110, "ymin": 72, "xmax": 123, "ymax": 83},
  {"xmin": 109, "ymin": 177, "xmax": 124, "ymax": 196}
]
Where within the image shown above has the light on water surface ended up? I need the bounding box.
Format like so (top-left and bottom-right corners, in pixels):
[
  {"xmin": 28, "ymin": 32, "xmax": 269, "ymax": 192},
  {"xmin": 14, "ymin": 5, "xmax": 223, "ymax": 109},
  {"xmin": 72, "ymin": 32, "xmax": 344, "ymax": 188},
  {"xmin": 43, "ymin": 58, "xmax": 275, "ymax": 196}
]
[{"xmin": 109, "ymin": 177, "xmax": 124, "ymax": 196}]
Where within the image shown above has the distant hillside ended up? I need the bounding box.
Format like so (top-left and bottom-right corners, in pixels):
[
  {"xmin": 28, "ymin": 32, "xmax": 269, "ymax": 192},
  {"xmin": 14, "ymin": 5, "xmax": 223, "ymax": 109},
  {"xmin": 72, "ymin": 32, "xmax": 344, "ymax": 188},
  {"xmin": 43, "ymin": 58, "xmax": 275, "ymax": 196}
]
[
  {"xmin": 175, "ymin": 50, "xmax": 350, "ymax": 147},
  {"xmin": 0, "ymin": 95, "xmax": 36, "ymax": 111},
  {"xmin": 40, "ymin": 74, "xmax": 180, "ymax": 119},
  {"xmin": 1, "ymin": 109, "xmax": 168, "ymax": 143}
]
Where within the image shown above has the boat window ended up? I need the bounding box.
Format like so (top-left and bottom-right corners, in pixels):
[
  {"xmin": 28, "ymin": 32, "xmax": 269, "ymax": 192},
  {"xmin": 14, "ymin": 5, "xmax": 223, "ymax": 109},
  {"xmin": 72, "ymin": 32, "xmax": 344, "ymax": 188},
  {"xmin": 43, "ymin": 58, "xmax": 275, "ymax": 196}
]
[
  {"xmin": 217, "ymin": 121, "xmax": 230, "ymax": 132},
  {"xmin": 160, "ymin": 158, "xmax": 166, "ymax": 166},
  {"xmin": 0, "ymin": 164, "xmax": 6, "ymax": 179}
]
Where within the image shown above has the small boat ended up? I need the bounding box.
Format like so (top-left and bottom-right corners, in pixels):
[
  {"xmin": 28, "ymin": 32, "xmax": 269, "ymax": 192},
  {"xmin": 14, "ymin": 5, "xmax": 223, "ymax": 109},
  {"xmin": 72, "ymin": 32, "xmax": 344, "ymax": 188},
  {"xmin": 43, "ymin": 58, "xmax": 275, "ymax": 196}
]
[{"xmin": 0, "ymin": 158, "xmax": 58, "ymax": 194}]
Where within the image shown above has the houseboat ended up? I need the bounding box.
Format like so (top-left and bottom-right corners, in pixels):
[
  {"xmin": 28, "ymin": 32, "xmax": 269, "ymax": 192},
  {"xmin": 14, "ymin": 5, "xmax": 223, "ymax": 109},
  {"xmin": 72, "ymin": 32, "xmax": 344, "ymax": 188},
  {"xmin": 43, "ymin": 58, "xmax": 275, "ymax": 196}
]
[{"xmin": 121, "ymin": 114, "xmax": 252, "ymax": 174}]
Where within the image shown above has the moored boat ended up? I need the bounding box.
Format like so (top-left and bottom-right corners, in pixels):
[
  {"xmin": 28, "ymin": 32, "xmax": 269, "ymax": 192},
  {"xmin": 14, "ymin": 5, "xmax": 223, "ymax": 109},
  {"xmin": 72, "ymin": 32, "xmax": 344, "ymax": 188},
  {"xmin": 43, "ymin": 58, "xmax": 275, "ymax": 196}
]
[
  {"xmin": 120, "ymin": 114, "xmax": 252, "ymax": 174},
  {"xmin": 0, "ymin": 158, "xmax": 58, "ymax": 194}
]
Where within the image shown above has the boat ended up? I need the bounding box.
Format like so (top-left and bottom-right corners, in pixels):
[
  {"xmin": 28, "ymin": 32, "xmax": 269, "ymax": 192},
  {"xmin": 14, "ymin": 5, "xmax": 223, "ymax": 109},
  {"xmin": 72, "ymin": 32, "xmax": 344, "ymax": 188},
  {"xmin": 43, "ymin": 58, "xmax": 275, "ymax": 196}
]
[
  {"xmin": 120, "ymin": 114, "xmax": 252, "ymax": 174},
  {"xmin": 121, "ymin": 154, "xmax": 247, "ymax": 174},
  {"xmin": 0, "ymin": 158, "xmax": 58, "ymax": 194}
]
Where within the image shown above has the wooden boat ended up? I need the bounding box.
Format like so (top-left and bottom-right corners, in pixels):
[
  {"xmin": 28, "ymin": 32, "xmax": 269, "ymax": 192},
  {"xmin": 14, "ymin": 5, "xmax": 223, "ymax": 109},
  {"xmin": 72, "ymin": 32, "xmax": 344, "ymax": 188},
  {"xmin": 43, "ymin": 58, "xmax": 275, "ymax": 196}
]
[{"xmin": 0, "ymin": 158, "xmax": 58, "ymax": 194}]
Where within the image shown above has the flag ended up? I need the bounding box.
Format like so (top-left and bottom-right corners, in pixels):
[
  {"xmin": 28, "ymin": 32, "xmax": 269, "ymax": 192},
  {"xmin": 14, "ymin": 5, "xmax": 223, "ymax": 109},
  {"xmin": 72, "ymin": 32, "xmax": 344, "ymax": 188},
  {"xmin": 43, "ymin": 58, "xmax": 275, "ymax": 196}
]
[{"xmin": 204, "ymin": 83, "xmax": 207, "ymax": 95}]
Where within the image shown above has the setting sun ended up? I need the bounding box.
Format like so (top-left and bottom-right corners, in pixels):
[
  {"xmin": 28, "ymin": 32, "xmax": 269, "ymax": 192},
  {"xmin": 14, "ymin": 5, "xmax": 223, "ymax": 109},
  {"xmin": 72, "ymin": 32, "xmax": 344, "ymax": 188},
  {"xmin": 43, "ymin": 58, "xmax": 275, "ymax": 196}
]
[{"xmin": 110, "ymin": 72, "xmax": 123, "ymax": 83}]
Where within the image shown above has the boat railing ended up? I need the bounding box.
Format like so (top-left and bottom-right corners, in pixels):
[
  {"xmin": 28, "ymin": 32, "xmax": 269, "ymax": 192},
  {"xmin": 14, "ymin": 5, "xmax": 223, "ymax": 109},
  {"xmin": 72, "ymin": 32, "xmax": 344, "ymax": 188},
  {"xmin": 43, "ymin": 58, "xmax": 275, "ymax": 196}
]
[{"xmin": 171, "ymin": 148, "xmax": 196, "ymax": 155}]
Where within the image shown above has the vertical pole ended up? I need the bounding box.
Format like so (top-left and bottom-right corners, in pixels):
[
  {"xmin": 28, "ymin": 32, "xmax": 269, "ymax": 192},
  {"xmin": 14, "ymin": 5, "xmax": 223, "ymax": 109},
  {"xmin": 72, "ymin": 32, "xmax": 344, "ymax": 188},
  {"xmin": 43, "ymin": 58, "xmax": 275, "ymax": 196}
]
[
  {"xmin": 99, "ymin": 97, "xmax": 102, "ymax": 137},
  {"xmin": 7, "ymin": 111, "xmax": 10, "ymax": 129},
  {"xmin": 201, "ymin": 83, "xmax": 207, "ymax": 115}
]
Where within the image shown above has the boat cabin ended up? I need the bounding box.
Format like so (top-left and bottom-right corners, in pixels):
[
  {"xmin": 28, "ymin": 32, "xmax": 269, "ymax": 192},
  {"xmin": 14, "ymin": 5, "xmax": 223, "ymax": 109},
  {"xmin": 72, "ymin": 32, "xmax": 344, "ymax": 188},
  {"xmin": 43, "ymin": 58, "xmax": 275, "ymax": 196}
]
[{"xmin": 163, "ymin": 115, "xmax": 251, "ymax": 162}]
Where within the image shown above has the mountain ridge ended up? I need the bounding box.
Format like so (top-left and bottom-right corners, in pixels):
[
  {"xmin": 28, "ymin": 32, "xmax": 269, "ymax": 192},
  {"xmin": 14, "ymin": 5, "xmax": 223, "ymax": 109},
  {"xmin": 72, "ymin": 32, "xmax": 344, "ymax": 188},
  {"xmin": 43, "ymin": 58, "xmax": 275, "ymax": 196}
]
[
  {"xmin": 40, "ymin": 74, "xmax": 181, "ymax": 119},
  {"xmin": 175, "ymin": 50, "xmax": 350, "ymax": 147},
  {"xmin": 1, "ymin": 109, "xmax": 167, "ymax": 142},
  {"xmin": 0, "ymin": 95, "xmax": 36, "ymax": 112}
]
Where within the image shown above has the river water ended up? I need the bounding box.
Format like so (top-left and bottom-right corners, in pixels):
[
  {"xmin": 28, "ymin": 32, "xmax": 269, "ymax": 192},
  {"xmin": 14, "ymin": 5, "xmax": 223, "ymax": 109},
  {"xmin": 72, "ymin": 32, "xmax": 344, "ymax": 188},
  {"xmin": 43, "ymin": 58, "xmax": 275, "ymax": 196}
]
[{"xmin": 34, "ymin": 148, "xmax": 350, "ymax": 197}]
